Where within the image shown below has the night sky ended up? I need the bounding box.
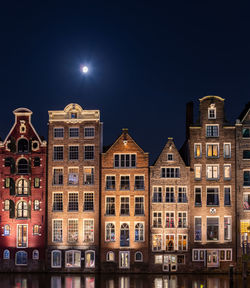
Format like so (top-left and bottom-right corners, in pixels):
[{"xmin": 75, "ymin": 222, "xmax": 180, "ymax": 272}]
[{"xmin": 0, "ymin": 1, "xmax": 250, "ymax": 163}]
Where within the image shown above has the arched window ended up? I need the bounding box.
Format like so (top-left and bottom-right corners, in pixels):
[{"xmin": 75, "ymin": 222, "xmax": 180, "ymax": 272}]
[
  {"xmin": 17, "ymin": 159, "xmax": 29, "ymax": 174},
  {"xmin": 17, "ymin": 138, "xmax": 29, "ymax": 153},
  {"xmin": 3, "ymin": 249, "xmax": 10, "ymax": 259},
  {"xmin": 106, "ymin": 251, "xmax": 115, "ymax": 262},
  {"xmin": 32, "ymin": 250, "xmax": 39, "ymax": 260},
  {"xmin": 16, "ymin": 251, "xmax": 28, "ymax": 265},
  {"xmin": 134, "ymin": 251, "xmax": 143, "ymax": 262},
  {"xmin": 33, "ymin": 200, "xmax": 40, "ymax": 211},
  {"xmin": 4, "ymin": 224, "xmax": 10, "ymax": 236},
  {"xmin": 85, "ymin": 250, "xmax": 95, "ymax": 268},
  {"xmin": 105, "ymin": 223, "xmax": 115, "ymax": 242},
  {"xmin": 16, "ymin": 179, "xmax": 29, "ymax": 195},
  {"xmin": 135, "ymin": 223, "xmax": 144, "ymax": 242},
  {"xmin": 17, "ymin": 201, "xmax": 28, "ymax": 218},
  {"xmin": 51, "ymin": 250, "xmax": 61, "ymax": 268},
  {"xmin": 120, "ymin": 223, "xmax": 129, "ymax": 247},
  {"xmin": 4, "ymin": 200, "xmax": 10, "ymax": 211}
]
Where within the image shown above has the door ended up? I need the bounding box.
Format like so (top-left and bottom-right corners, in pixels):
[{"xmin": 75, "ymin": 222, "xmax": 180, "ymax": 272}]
[{"xmin": 207, "ymin": 250, "xmax": 219, "ymax": 267}]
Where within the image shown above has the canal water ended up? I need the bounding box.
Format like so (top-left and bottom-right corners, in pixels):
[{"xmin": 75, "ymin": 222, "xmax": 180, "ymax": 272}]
[{"xmin": 0, "ymin": 273, "xmax": 248, "ymax": 288}]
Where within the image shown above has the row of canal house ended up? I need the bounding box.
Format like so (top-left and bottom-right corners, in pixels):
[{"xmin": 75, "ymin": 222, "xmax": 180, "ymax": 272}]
[{"xmin": 0, "ymin": 96, "xmax": 249, "ymax": 273}]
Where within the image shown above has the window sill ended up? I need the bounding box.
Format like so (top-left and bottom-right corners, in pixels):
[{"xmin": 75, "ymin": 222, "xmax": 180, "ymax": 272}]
[
  {"xmin": 52, "ymin": 210, "xmax": 63, "ymax": 212},
  {"xmin": 206, "ymin": 205, "xmax": 219, "ymax": 207},
  {"xmin": 134, "ymin": 214, "xmax": 145, "ymax": 216},
  {"xmin": 195, "ymin": 204, "xmax": 202, "ymax": 207},
  {"xmin": 105, "ymin": 214, "xmax": 116, "ymax": 216}
]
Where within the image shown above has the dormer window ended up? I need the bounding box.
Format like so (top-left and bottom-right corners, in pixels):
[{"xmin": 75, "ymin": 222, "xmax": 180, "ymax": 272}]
[
  {"xmin": 18, "ymin": 139, "xmax": 29, "ymax": 153},
  {"xmin": 71, "ymin": 113, "xmax": 77, "ymax": 119},
  {"xmin": 167, "ymin": 153, "xmax": 173, "ymax": 161},
  {"xmin": 208, "ymin": 105, "xmax": 216, "ymax": 119}
]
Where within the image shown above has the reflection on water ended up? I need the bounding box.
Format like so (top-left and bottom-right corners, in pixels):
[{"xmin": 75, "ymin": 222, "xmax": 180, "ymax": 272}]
[{"xmin": 0, "ymin": 273, "xmax": 249, "ymax": 288}]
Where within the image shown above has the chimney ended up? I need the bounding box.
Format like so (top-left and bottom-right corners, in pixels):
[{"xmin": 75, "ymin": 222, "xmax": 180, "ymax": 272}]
[{"xmin": 186, "ymin": 101, "xmax": 193, "ymax": 139}]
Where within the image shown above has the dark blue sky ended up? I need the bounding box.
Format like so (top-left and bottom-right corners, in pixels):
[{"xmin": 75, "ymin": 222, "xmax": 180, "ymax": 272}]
[{"xmin": 0, "ymin": 1, "xmax": 249, "ymax": 163}]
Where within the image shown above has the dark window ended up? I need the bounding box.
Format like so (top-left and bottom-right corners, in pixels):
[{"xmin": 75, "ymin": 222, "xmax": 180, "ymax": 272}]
[
  {"xmin": 18, "ymin": 139, "xmax": 29, "ymax": 153},
  {"xmin": 166, "ymin": 187, "xmax": 175, "ymax": 203},
  {"xmin": 16, "ymin": 251, "xmax": 28, "ymax": 265},
  {"xmin": 17, "ymin": 159, "xmax": 29, "ymax": 174},
  {"xmin": 120, "ymin": 223, "xmax": 129, "ymax": 247},
  {"xmin": 195, "ymin": 188, "xmax": 202, "ymax": 206},
  {"xmin": 224, "ymin": 187, "xmax": 231, "ymax": 206},
  {"xmin": 243, "ymin": 128, "xmax": 250, "ymax": 138},
  {"xmin": 207, "ymin": 188, "xmax": 219, "ymax": 206},
  {"xmin": 243, "ymin": 150, "xmax": 250, "ymax": 159},
  {"xmin": 244, "ymin": 171, "xmax": 250, "ymax": 186},
  {"xmin": 34, "ymin": 157, "xmax": 40, "ymax": 167},
  {"xmin": 134, "ymin": 176, "xmax": 144, "ymax": 190}
]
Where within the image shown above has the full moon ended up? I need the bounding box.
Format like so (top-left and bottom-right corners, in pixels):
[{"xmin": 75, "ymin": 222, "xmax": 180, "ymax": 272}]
[{"xmin": 82, "ymin": 66, "xmax": 88, "ymax": 73}]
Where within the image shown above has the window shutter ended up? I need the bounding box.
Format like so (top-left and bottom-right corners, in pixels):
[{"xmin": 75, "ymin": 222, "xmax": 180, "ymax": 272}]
[
  {"xmin": 28, "ymin": 204, "xmax": 31, "ymax": 218},
  {"xmin": 10, "ymin": 158, "xmax": 16, "ymax": 174},
  {"xmin": 9, "ymin": 200, "xmax": 15, "ymax": 218},
  {"xmin": 10, "ymin": 178, "xmax": 15, "ymax": 196}
]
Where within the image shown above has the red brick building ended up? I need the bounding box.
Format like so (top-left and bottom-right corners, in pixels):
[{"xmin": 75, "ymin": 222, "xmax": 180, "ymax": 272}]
[
  {"xmin": 100, "ymin": 129, "xmax": 149, "ymax": 272},
  {"xmin": 0, "ymin": 108, "xmax": 47, "ymax": 271}
]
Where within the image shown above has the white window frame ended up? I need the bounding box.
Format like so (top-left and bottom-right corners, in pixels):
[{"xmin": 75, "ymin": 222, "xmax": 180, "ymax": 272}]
[
  {"xmin": 152, "ymin": 211, "xmax": 162, "ymax": 228},
  {"xmin": 32, "ymin": 249, "xmax": 39, "ymax": 260},
  {"xmin": 69, "ymin": 127, "xmax": 79, "ymax": 138},
  {"xmin": 68, "ymin": 145, "xmax": 79, "ymax": 161},
  {"xmin": 84, "ymin": 144, "xmax": 95, "ymax": 160},
  {"xmin": 84, "ymin": 126, "xmax": 95, "ymax": 139},
  {"xmin": 194, "ymin": 216, "xmax": 202, "ymax": 242},
  {"xmin": 53, "ymin": 145, "xmax": 64, "ymax": 161},
  {"xmin": 152, "ymin": 234, "xmax": 163, "ymax": 252},
  {"xmin": 15, "ymin": 251, "xmax": 28, "ymax": 266},
  {"xmin": 194, "ymin": 143, "xmax": 202, "ymax": 158},
  {"xmin": 167, "ymin": 153, "xmax": 174, "ymax": 161},
  {"xmin": 83, "ymin": 219, "xmax": 94, "ymax": 243},
  {"xmin": 53, "ymin": 127, "xmax": 64, "ymax": 139},
  {"xmin": 106, "ymin": 251, "xmax": 115, "ymax": 262},
  {"xmin": 206, "ymin": 143, "xmax": 219, "ymax": 158},
  {"xmin": 194, "ymin": 164, "xmax": 202, "ymax": 180},
  {"xmin": 105, "ymin": 222, "xmax": 116, "ymax": 242},
  {"xmin": 177, "ymin": 234, "xmax": 188, "ymax": 251},
  {"xmin": 206, "ymin": 164, "xmax": 219, "ymax": 180},
  {"xmin": 177, "ymin": 211, "xmax": 188, "ymax": 228},
  {"xmin": 134, "ymin": 195, "xmax": 145, "ymax": 215},
  {"xmin": 165, "ymin": 211, "xmax": 175, "ymax": 228},
  {"xmin": 206, "ymin": 124, "xmax": 219, "ymax": 137},
  {"xmin": 208, "ymin": 107, "xmax": 216, "ymax": 119},
  {"xmin": 3, "ymin": 249, "xmax": 10, "ymax": 260},
  {"xmin": 85, "ymin": 250, "xmax": 95, "ymax": 268},
  {"xmin": 224, "ymin": 216, "xmax": 232, "ymax": 241},
  {"xmin": 206, "ymin": 216, "xmax": 220, "ymax": 242},
  {"xmin": 165, "ymin": 234, "xmax": 175, "ymax": 251},
  {"xmin": 192, "ymin": 249, "xmax": 206, "ymax": 262},
  {"xmin": 194, "ymin": 186, "xmax": 202, "ymax": 207},
  {"xmin": 65, "ymin": 250, "xmax": 81, "ymax": 268},
  {"xmin": 224, "ymin": 164, "xmax": 231, "ymax": 180},
  {"xmin": 119, "ymin": 251, "xmax": 130, "ymax": 269},
  {"xmin": 16, "ymin": 224, "xmax": 28, "ymax": 248},
  {"xmin": 134, "ymin": 221, "xmax": 145, "ymax": 242},
  {"xmin": 134, "ymin": 251, "xmax": 143, "ymax": 262},
  {"xmin": 51, "ymin": 250, "xmax": 62, "ymax": 268},
  {"xmin": 52, "ymin": 219, "xmax": 63, "ymax": 243},
  {"xmin": 105, "ymin": 195, "xmax": 116, "ymax": 215},
  {"xmin": 223, "ymin": 143, "xmax": 231, "ymax": 158}
]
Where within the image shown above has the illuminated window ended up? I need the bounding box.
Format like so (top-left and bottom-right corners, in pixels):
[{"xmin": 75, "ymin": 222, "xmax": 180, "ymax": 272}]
[
  {"xmin": 166, "ymin": 187, "xmax": 175, "ymax": 203},
  {"xmin": 34, "ymin": 177, "xmax": 40, "ymax": 188},
  {"xmin": 17, "ymin": 201, "xmax": 29, "ymax": 218},
  {"xmin": 153, "ymin": 186, "xmax": 162, "ymax": 203},
  {"xmin": 84, "ymin": 127, "xmax": 95, "ymax": 138},
  {"xmin": 16, "ymin": 251, "xmax": 27, "ymax": 266},
  {"xmin": 68, "ymin": 192, "xmax": 78, "ymax": 211},
  {"xmin": 105, "ymin": 197, "xmax": 115, "ymax": 215},
  {"xmin": 105, "ymin": 175, "xmax": 115, "ymax": 190},
  {"xmin": 53, "ymin": 219, "xmax": 63, "ymax": 242},
  {"xmin": 224, "ymin": 187, "xmax": 231, "ymax": 206},
  {"xmin": 83, "ymin": 167, "xmax": 94, "ymax": 185},
  {"xmin": 120, "ymin": 176, "xmax": 130, "ymax": 190},
  {"xmin": 206, "ymin": 125, "xmax": 219, "ymax": 137},
  {"xmin": 152, "ymin": 235, "xmax": 162, "ymax": 251},
  {"xmin": 53, "ymin": 168, "xmax": 63, "ymax": 185},
  {"xmin": 243, "ymin": 128, "xmax": 250, "ymax": 138},
  {"xmin": 3, "ymin": 249, "xmax": 10, "ymax": 260},
  {"xmin": 135, "ymin": 252, "xmax": 143, "ymax": 262},
  {"xmin": 16, "ymin": 179, "xmax": 29, "ymax": 195},
  {"xmin": 68, "ymin": 219, "xmax": 78, "ymax": 243},
  {"xmin": 17, "ymin": 138, "xmax": 29, "ymax": 153},
  {"xmin": 53, "ymin": 146, "xmax": 64, "ymax": 161},
  {"xmin": 17, "ymin": 224, "xmax": 28, "ymax": 248},
  {"xmin": 84, "ymin": 192, "xmax": 94, "ymax": 211},
  {"xmin": 4, "ymin": 224, "xmax": 10, "ymax": 236},
  {"xmin": 51, "ymin": 250, "xmax": 61, "ymax": 268},
  {"xmin": 85, "ymin": 250, "xmax": 95, "ymax": 268},
  {"xmin": 154, "ymin": 254, "xmax": 163, "ymax": 264},
  {"xmin": 106, "ymin": 251, "xmax": 115, "ymax": 262},
  {"xmin": 207, "ymin": 217, "xmax": 219, "ymax": 241},
  {"xmin": 194, "ymin": 143, "xmax": 202, "ymax": 158},
  {"xmin": 161, "ymin": 167, "xmax": 180, "ymax": 178},
  {"xmin": 206, "ymin": 144, "xmax": 219, "ymax": 158},
  {"xmin": 33, "ymin": 249, "xmax": 39, "ymax": 260},
  {"xmin": 105, "ymin": 223, "xmax": 115, "ymax": 242},
  {"xmin": 69, "ymin": 146, "xmax": 79, "ymax": 161},
  {"xmin": 69, "ymin": 127, "xmax": 79, "ymax": 138},
  {"xmin": 178, "ymin": 212, "xmax": 187, "ymax": 228},
  {"xmin": 177, "ymin": 255, "xmax": 185, "ymax": 264},
  {"xmin": 152, "ymin": 212, "xmax": 162, "ymax": 228},
  {"xmin": 206, "ymin": 165, "xmax": 219, "ymax": 180},
  {"xmin": 178, "ymin": 235, "xmax": 187, "ymax": 251},
  {"xmin": 17, "ymin": 159, "xmax": 29, "ymax": 174},
  {"xmin": 120, "ymin": 223, "xmax": 129, "ymax": 247},
  {"xmin": 224, "ymin": 143, "xmax": 231, "ymax": 158},
  {"xmin": 134, "ymin": 176, "xmax": 144, "ymax": 190},
  {"xmin": 71, "ymin": 113, "xmax": 77, "ymax": 119},
  {"xmin": 114, "ymin": 154, "xmax": 136, "ymax": 168},
  {"xmin": 4, "ymin": 200, "xmax": 10, "ymax": 211},
  {"xmin": 194, "ymin": 187, "xmax": 202, "ymax": 206},
  {"xmin": 33, "ymin": 224, "xmax": 40, "ymax": 235},
  {"xmin": 194, "ymin": 217, "xmax": 202, "ymax": 241},
  {"xmin": 165, "ymin": 212, "xmax": 175, "ymax": 228},
  {"xmin": 84, "ymin": 145, "xmax": 94, "ymax": 160},
  {"xmin": 65, "ymin": 250, "xmax": 81, "ymax": 268},
  {"xmin": 224, "ymin": 165, "xmax": 231, "ymax": 180},
  {"xmin": 120, "ymin": 197, "xmax": 129, "ymax": 215},
  {"xmin": 178, "ymin": 187, "xmax": 187, "ymax": 203},
  {"xmin": 166, "ymin": 235, "xmax": 175, "ymax": 251},
  {"xmin": 134, "ymin": 197, "xmax": 144, "ymax": 215},
  {"xmin": 83, "ymin": 219, "xmax": 94, "ymax": 243},
  {"xmin": 53, "ymin": 193, "xmax": 63, "ymax": 211},
  {"xmin": 119, "ymin": 251, "xmax": 130, "ymax": 268},
  {"xmin": 68, "ymin": 167, "xmax": 79, "ymax": 185},
  {"xmin": 224, "ymin": 217, "xmax": 232, "ymax": 241},
  {"xmin": 54, "ymin": 128, "xmax": 64, "ymax": 138},
  {"xmin": 207, "ymin": 187, "xmax": 219, "ymax": 206},
  {"xmin": 194, "ymin": 165, "xmax": 202, "ymax": 180},
  {"xmin": 135, "ymin": 222, "xmax": 144, "ymax": 241}
]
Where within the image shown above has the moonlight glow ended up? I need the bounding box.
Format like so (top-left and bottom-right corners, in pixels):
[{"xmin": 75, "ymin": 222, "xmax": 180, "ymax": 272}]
[{"xmin": 82, "ymin": 66, "xmax": 88, "ymax": 73}]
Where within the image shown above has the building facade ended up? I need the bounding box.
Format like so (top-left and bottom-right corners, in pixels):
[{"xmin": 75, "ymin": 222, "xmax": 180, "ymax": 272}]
[
  {"xmin": 236, "ymin": 103, "xmax": 250, "ymax": 262},
  {"xmin": 150, "ymin": 138, "xmax": 190, "ymax": 272},
  {"xmin": 100, "ymin": 129, "xmax": 149, "ymax": 272},
  {"xmin": 0, "ymin": 108, "xmax": 46, "ymax": 271},
  {"xmin": 47, "ymin": 103, "xmax": 102, "ymax": 272},
  {"xmin": 188, "ymin": 96, "xmax": 236, "ymax": 271}
]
